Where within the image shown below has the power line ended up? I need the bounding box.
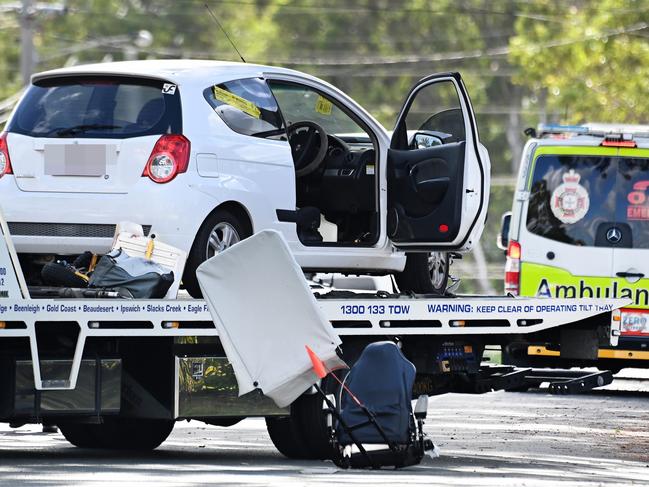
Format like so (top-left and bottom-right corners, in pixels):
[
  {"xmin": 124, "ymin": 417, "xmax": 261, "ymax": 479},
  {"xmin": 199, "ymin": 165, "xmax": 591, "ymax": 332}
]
[
  {"xmin": 255, "ymin": 21, "xmax": 648, "ymax": 66},
  {"xmin": 64, "ymin": 0, "xmax": 572, "ymax": 24}
]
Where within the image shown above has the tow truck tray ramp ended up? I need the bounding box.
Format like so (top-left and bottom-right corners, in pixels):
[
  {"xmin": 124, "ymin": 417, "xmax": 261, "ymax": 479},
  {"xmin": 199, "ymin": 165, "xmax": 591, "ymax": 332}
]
[{"xmin": 471, "ymin": 366, "xmax": 613, "ymax": 394}]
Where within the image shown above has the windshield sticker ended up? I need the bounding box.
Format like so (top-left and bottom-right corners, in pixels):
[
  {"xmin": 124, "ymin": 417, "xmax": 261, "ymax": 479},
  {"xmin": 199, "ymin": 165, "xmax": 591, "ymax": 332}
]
[
  {"xmin": 162, "ymin": 83, "xmax": 177, "ymax": 95},
  {"xmin": 550, "ymin": 170, "xmax": 590, "ymax": 224},
  {"xmin": 627, "ymin": 180, "xmax": 649, "ymax": 220},
  {"xmin": 315, "ymin": 96, "xmax": 333, "ymax": 115},
  {"xmin": 212, "ymin": 86, "xmax": 261, "ymax": 119}
]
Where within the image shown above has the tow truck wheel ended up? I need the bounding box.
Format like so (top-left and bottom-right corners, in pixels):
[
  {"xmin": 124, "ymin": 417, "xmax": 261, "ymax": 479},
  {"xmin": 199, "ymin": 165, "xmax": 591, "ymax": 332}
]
[
  {"xmin": 292, "ymin": 375, "xmax": 343, "ymax": 460},
  {"xmin": 60, "ymin": 419, "xmax": 174, "ymax": 450},
  {"xmin": 395, "ymin": 252, "xmax": 449, "ymax": 294},
  {"xmin": 58, "ymin": 423, "xmax": 101, "ymax": 448},
  {"xmin": 266, "ymin": 376, "xmax": 341, "ymax": 460},
  {"xmin": 265, "ymin": 413, "xmax": 310, "ymax": 459}
]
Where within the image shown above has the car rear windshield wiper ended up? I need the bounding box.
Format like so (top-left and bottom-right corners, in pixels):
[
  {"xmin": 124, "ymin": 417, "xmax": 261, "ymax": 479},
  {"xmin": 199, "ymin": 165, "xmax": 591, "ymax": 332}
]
[{"xmin": 54, "ymin": 124, "xmax": 123, "ymax": 137}]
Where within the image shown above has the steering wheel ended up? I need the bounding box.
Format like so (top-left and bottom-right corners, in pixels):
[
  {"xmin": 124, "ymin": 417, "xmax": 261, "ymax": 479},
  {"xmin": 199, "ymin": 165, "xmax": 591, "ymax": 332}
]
[{"xmin": 286, "ymin": 121, "xmax": 329, "ymax": 178}]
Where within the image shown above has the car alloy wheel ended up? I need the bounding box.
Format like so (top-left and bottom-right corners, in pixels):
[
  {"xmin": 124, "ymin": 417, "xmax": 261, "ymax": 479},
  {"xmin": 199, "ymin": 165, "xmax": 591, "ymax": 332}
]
[
  {"xmin": 206, "ymin": 222, "xmax": 241, "ymax": 258},
  {"xmin": 428, "ymin": 252, "xmax": 448, "ymax": 290}
]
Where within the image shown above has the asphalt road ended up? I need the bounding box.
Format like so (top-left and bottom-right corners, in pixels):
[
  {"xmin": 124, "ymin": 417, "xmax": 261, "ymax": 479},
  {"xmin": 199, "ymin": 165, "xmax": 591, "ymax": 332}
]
[{"xmin": 1, "ymin": 373, "xmax": 648, "ymax": 486}]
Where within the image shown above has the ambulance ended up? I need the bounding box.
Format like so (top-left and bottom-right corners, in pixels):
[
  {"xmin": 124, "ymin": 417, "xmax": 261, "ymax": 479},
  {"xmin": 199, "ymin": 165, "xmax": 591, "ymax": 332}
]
[{"xmin": 499, "ymin": 124, "xmax": 649, "ymax": 369}]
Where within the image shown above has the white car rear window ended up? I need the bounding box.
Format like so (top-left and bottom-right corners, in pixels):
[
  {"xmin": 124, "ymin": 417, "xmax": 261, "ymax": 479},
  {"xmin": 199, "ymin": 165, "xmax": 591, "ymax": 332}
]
[{"xmin": 9, "ymin": 76, "xmax": 182, "ymax": 138}]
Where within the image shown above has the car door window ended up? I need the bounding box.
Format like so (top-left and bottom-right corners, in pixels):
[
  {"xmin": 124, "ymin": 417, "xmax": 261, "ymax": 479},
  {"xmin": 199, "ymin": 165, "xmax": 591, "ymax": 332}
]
[
  {"xmin": 203, "ymin": 78, "xmax": 284, "ymax": 137},
  {"xmin": 267, "ymin": 82, "xmax": 364, "ymax": 136},
  {"xmin": 393, "ymin": 80, "xmax": 466, "ymax": 150}
]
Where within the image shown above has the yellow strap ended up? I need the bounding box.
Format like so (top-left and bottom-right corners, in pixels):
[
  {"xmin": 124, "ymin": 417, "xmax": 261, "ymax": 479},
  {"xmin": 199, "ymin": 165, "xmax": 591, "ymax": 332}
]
[
  {"xmin": 145, "ymin": 238, "xmax": 155, "ymax": 260},
  {"xmin": 74, "ymin": 271, "xmax": 90, "ymax": 283},
  {"xmin": 89, "ymin": 254, "xmax": 98, "ymax": 272}
]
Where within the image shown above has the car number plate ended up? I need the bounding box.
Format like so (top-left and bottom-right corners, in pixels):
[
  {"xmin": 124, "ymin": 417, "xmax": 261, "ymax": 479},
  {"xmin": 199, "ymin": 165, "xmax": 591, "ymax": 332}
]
[
  {"xmin": 44, "ymin": 144, "xmax": 107, "ymax": 177},
  {"xmin": 620, "ymin": 308, "xmax": 649, "ymax": 336}
]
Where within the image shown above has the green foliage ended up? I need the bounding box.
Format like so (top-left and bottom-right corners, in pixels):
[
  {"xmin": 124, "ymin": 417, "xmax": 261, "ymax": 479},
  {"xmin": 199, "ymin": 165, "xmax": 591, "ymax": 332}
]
[
  {"xmin": 3, "ymin": 0, "xmax": 645, "ymax": 289},
  {"xmin": 509, "ymin": 0, "xmax": 649, "ymax": 124}
]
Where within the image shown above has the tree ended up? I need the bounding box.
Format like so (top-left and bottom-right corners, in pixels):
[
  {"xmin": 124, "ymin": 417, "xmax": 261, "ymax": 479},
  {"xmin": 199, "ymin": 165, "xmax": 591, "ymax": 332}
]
[{"xmin": 509, "ymin": 0, "xmax": 649, "ymax": 124}]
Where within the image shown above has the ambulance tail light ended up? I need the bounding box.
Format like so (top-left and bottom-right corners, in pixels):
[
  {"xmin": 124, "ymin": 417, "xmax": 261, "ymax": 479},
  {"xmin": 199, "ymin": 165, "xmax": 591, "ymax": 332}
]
[
  {"xmin": 504, "ymin": 240, "xmax": 521, "ymax": 295},
  {"xmin": 0, "ymin": 132, "xmax": 12, "ymax": 178}
]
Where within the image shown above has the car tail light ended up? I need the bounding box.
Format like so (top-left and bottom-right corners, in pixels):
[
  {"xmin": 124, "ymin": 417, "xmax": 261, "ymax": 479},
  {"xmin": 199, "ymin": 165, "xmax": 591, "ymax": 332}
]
[
  {"xmin": 504, "ymin": 240, "xmax": 521, "ymax": 295},
  {"xmin": 0, "ymin": 132, "xmax": 12, "ymax": 178},
  {"xmin": 142, "ymin": 134, "xmax": 190, "ymax": 183}
]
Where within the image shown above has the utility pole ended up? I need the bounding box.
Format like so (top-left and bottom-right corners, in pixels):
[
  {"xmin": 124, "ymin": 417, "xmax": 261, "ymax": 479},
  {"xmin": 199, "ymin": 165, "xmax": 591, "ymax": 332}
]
[
  {"xmin": 0, "ymin": 0, "xmax": 67, "ymax": 86},
  {"xmin": 19, "ymin": 0, "xmax": 35, "ymax": 86}
]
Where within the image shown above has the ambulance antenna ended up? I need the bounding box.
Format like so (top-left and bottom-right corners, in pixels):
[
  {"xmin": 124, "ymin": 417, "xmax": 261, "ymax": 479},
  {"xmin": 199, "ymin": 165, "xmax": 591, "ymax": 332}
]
[{"xmin": 205, "ymin": 3, "xmax": 246, "ymax": 63}]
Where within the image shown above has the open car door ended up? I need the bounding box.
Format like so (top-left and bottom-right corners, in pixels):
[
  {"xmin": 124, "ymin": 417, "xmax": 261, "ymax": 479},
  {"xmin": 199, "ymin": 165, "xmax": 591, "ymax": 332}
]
[{"xmin": 388, "ymin": 72, "xmax": 488, "ymax": 251}]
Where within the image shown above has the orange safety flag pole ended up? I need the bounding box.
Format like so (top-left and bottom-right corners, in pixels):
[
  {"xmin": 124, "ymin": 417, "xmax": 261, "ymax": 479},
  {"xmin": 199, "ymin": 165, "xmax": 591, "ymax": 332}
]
[
  {"xmin": 305, "ymin": 345, "xmax": 363, "ymax": 408},
  {"xmin": 305, "ymin": 345, "xmax": 328, "ymax": 379}
]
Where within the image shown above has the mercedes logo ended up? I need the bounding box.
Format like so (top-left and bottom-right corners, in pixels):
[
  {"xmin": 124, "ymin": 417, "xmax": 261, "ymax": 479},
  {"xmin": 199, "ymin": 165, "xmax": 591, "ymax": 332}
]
[{"xmin": 606, "ymin": 227, "xmax": 622, "ymax": 244}]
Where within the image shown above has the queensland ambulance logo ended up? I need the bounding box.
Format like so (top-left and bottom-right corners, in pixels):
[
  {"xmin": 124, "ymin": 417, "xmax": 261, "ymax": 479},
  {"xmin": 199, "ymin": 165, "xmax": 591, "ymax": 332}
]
[{"xmin": 550, "ymin": 170, "xmax": 589, "ymax": 224}]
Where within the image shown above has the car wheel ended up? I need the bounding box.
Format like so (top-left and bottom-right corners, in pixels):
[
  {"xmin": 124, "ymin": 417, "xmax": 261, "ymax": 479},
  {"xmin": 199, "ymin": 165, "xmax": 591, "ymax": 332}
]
[
  {"xmin": 183, "ymin": 209, "xmax": 251, "ymax": 298},
  {"xmin": 394, "ymin": 252, "xmax": 449, "ymax": 294}
]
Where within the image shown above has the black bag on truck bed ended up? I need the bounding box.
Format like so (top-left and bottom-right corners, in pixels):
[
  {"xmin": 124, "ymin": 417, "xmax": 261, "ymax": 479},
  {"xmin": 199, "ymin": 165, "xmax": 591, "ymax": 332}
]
[{"xmin": 89, "ymin": 249, "xmax": 174, "ymax": 299}]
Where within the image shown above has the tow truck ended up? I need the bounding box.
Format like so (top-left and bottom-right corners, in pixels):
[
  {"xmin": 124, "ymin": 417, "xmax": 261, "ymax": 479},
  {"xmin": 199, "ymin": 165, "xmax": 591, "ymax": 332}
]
[{"xmin": 0, "ymin": 206, "xmax": 628, "ymax": 458}]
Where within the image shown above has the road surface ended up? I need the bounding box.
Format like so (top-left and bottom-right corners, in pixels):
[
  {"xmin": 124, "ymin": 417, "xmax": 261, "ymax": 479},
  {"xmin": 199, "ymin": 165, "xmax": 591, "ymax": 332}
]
[{"xmin": 0, "ymin": 372, "xmax": 648, "ymax": 486}]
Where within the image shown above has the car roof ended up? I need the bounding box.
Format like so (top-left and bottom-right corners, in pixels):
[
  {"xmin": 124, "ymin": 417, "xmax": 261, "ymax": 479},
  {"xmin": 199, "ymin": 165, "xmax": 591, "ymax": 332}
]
[{"xmin": 31, "ymin": 59, "xmax": 310, "ymax": 85}]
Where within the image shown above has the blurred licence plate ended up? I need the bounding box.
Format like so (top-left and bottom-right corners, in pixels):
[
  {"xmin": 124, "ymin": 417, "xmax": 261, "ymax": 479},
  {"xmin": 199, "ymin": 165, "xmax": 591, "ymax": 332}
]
[
  {"xmin": 620, "ymin": 309, "xmax": 649, "ymax": 336},
  {"xmin": 44, "ymin": 144, "xmax": 107, "ymax": 177}
]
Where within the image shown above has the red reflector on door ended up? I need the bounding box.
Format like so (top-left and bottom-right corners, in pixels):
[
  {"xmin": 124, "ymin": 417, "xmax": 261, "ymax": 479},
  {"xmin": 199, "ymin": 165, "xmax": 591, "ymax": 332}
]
[{"xmin": 439, "ymin": 224, "xmax": 449, "ymax": 233}]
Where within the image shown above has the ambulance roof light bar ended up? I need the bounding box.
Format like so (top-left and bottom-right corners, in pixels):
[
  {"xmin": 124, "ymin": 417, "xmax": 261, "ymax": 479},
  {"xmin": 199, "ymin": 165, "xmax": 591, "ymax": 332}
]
[{"xmin": 532, "ymin": 123, "xmax": 649, "ymax": 140}]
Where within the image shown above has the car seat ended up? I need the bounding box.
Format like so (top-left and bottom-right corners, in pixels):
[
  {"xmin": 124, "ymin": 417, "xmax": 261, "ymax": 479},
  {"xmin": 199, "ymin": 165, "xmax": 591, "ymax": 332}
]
[
  {"xmin": 328, "ymin": 341, "xmax": 435, "ymax": 469},
  {"xmin": 137, "ymin": 98, "xmax": 165, "ymax": 126},
  {"xmin": 276, "ymin": 207, "xmax": 323, "ymax": 244}
]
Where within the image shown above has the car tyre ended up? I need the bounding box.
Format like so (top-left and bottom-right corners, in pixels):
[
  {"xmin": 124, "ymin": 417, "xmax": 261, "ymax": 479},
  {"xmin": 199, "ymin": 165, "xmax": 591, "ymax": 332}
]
[
  {"xmin": 395, "ymin": 252, "xmax": 449, "ymax": 294},
  {"xmin": 183, "ymin": 209, "xmax": 251, "ymax": 298}
]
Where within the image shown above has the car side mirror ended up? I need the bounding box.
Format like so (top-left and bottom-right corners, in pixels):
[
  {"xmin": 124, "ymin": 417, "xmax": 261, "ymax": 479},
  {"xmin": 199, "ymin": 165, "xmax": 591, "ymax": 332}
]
[
  {"xmin": 414, "ymin": 394, "xmax": 428, "ymax": 419},
  {"xmin": 497, "ymin": 211, "xmax": 512, "ymax": 251},
  {"xmin": 410, "ymin": 131, "xmax": 444, "ymax": 149}
]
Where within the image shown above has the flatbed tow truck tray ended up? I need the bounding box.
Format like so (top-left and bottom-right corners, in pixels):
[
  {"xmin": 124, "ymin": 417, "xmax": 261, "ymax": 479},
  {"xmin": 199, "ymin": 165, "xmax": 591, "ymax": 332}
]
[{"xmin": 0, "ymin": 204, "xmax": 629, "ymax": 410}]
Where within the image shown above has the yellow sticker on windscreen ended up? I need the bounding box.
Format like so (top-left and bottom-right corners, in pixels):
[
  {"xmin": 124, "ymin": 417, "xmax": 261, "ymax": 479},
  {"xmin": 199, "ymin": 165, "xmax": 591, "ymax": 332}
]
[
  {"xmin": 315, "ymin": 96, "xmax": 333, "ymax": 115},
  {"xmin": 213, "ymin": 86, "xmax": 261, "ymax": 119}
]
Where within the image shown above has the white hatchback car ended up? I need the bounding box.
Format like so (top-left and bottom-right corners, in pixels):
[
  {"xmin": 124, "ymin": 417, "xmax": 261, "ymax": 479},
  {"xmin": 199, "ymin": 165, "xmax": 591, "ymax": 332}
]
[{"xmin": 0, "ymin": 60, "xmax": 490, "ymax": 296}]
